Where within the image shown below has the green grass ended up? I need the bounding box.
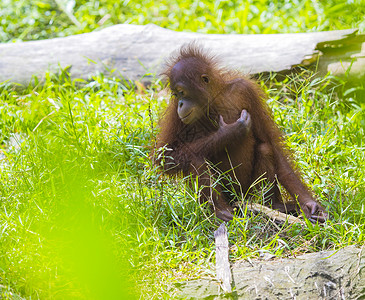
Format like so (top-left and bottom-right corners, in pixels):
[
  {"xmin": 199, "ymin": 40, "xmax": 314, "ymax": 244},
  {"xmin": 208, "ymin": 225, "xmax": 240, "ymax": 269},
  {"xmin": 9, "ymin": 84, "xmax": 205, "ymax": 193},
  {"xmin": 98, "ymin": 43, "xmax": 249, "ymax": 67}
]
[
  {"xmin": 1, "ymin": 0, "xmax": 364, "ymax": 42},
  {"xmin": 0, "ymin": 68, "xmax": 364, "ymax": 299},
  {"xmin": 1, "ymin": 0, "xmax": 365, "ymax": 299}
]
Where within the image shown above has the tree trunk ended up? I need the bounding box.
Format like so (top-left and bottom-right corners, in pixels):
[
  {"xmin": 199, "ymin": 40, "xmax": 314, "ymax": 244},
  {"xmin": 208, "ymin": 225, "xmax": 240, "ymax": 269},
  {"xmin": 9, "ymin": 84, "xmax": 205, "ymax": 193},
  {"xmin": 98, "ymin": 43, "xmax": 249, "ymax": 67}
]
[
  {"xmin": 177, "ymin": 245, "xmax": 365, "ymax": 299},
  {"xmin": 0, "ymin": 24, "xmax": 364, "ymax": 85}
]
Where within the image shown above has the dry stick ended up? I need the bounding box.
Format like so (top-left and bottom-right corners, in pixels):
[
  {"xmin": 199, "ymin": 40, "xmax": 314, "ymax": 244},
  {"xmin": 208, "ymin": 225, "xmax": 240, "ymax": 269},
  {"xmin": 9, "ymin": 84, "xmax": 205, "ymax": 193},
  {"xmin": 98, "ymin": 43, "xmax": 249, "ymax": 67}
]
[
  {"xmin": 248, "ymin": 203, "xmax": 305, "ymax": 225},
  {"xmin": 214, "ymin": 223, "xmax": 232, "ymax": 293}
]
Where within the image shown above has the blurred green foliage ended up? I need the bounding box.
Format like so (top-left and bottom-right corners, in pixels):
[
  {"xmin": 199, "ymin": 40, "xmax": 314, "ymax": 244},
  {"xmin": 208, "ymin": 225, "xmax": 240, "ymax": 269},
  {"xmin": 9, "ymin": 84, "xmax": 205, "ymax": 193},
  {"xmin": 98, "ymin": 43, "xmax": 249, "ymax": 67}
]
[{"xmin": 0, "ymin": 0, "xmax": 364, "ymax": 42}]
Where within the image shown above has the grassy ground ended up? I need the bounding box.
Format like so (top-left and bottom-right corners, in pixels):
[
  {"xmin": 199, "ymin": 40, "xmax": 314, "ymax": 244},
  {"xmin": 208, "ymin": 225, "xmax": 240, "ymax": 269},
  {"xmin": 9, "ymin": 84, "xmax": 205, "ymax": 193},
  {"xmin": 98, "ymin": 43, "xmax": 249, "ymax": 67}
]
[
  {"xmin": 1, "ymin": 0, "xmax": 365, "ymax": 299},
  {"xmin": 1, "ymin": 0, "xmax": 364, "ymax": 42}
]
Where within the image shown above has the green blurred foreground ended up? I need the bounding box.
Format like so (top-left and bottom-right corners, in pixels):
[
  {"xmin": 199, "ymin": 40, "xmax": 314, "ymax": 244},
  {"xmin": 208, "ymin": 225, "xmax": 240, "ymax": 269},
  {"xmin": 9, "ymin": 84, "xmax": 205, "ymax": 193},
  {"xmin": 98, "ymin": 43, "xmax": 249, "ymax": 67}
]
[{"xmin": 1, "ymin": 74, "xmax": 146, "ymax": 299}]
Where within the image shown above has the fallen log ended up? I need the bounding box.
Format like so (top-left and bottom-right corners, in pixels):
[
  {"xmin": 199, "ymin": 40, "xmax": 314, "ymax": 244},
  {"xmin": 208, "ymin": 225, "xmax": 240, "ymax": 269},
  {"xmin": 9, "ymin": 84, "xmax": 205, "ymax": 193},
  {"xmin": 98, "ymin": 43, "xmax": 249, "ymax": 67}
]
[
  {"xmin": 0, "ymin": 24, "xmax": 364, "ymax": 85},
  {"xmin": 177, "ymin": 245, "xmax": 365, "ymax": 299}
]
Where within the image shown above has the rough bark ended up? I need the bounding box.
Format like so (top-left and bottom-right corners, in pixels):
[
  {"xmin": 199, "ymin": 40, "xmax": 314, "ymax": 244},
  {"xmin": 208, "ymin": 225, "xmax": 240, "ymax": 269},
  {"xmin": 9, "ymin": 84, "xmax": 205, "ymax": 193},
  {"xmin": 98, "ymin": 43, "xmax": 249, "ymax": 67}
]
[
  {"xmin": 177, "ymin": 245, "xmax": 365, "ymax": 299},
  {"xmin": 0, "ymin": 24, "xmax": 364, "ymax": 86}
]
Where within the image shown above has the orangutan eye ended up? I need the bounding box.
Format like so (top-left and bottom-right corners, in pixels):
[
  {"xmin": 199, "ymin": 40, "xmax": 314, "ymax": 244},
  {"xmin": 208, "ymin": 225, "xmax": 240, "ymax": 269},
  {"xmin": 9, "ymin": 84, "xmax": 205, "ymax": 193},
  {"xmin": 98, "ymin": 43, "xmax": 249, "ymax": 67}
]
[
  {"xmin": 177, "ymin": 88, "xmax": 185, "ymax": 96},
  {"xmin": 201, "ymin": 74, "xmax": 209, "ymax": 84}
]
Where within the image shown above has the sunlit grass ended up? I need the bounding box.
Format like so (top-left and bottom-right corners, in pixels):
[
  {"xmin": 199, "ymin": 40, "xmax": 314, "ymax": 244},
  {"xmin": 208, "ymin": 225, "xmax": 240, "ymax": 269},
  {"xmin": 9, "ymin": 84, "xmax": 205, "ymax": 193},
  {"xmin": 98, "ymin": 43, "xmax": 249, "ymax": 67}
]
[
  {"xmin": 1, "ymin": 0, "xmax": 364, "ymax": 42},
  {"xmin": 0, "ymin": 67, "xmax": 364, "ymax": 298}
]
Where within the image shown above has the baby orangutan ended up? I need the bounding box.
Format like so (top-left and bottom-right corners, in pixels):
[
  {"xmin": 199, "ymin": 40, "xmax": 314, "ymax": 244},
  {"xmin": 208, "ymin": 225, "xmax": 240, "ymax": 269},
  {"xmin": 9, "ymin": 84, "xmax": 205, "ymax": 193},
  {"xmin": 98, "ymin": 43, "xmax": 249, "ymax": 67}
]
[{"xmin": 155, "ymin": 44, "xmax": 327, "ymax": 223}]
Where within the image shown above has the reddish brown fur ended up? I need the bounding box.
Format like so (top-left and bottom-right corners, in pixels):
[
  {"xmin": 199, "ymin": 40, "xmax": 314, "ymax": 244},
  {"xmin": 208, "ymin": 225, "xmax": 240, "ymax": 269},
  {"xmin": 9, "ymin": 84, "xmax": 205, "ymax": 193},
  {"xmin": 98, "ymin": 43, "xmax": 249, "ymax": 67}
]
[{"xmin": 155, "ymin": 44, "xmax": 327, "ymax": 222}]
